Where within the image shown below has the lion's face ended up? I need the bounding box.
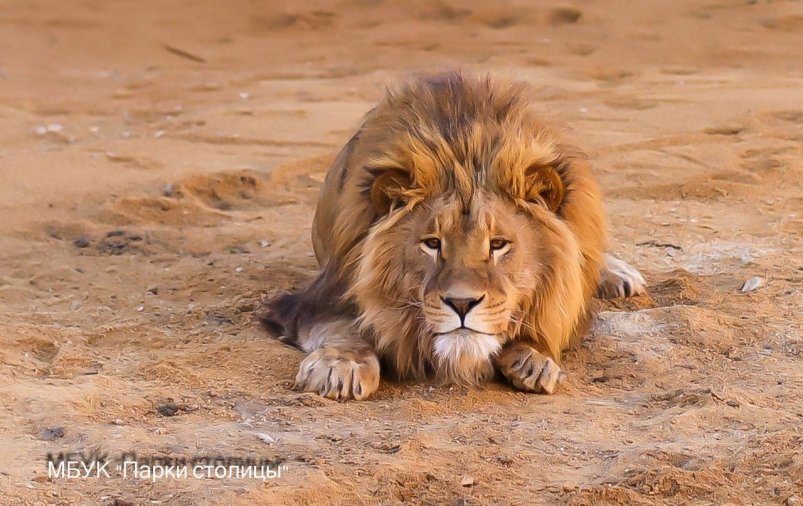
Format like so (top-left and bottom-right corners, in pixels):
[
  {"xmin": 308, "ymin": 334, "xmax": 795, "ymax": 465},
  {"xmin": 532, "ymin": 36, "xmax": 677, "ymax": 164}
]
[
  {"xmin": 411, "ymin": 192, "xmax": 537, "ymax": 335},
  {"xmin": 412, "ymin": 192, "xmax": 543, "ymax": 375},
  {"xmin": 356, "ymin": 187, "xmax": 556, "ymax": 383}
]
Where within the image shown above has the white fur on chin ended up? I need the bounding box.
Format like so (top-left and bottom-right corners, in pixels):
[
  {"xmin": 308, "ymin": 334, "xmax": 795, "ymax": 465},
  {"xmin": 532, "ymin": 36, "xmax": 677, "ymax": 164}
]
[{"xmin": 432, "ymin": 330, "xmax": 501, "ymax": 384}]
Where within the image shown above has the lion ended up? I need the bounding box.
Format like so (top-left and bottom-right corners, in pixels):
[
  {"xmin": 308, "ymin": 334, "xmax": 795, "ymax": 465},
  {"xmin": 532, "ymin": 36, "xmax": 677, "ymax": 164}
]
[{"xmin": 261, "ymin": 72, "xmax": 645, "ymax": 400}]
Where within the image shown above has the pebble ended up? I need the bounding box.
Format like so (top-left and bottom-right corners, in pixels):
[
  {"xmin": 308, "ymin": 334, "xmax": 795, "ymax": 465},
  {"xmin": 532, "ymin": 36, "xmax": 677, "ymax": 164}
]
[
  {"xmin": 136, "ymin": 306, "xmax": 145, "ymax": 312},
  {"xmin": 460, "ymin": 475, "xmax": 474, "ymax": 487},
  {"xmin": 498, "ymin": 456, "xmax": 514, "ymax": 466},
  {"xmin": 259, "ymin": 239, "xmax": 271, "ymax": 248},
  {"xmin": 73, "ymin": 237, "xmax": 90, "ymax": 248},
  {"xmin": 38, "ymin": 427, "xmax": 65, "ymax": 441},
  {"xmin": 741, "ymin": 276, "xmax": 765, "ymax": 293},
  {"xmin": 235, "ymin": 267, "xmax": 244, "ymax": 273},
  {"xmin": 34, "ymin": 123, "xmax": 64, "ymax": 135},
  {"xmin": 157, "ymin": 403, "xmax": 180, "ymax": 417},
  {"xmin": 255, "ymin": 432, "xmax": 276, "ymax": 444}
]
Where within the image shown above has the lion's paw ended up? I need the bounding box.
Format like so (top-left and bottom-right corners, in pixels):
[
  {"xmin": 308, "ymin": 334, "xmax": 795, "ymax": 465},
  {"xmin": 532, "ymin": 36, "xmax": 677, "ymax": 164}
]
[
  {"xmin": 597, "ymin": 254, "xmax": 646, "ymax": 299},
  {"xmin": 294, "ymin": 347, "xmax": 380, "ymax": 401},
  {"xmin": 496, "ymin": 343, "xmax": 566, "ymax": 394}
]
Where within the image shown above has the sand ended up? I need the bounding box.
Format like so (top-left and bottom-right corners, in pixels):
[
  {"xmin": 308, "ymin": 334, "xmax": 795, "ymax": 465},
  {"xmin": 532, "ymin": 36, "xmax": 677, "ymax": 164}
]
[{"xmin": 1, "ymin": 0, "xmax": 801, "ymax": 504}]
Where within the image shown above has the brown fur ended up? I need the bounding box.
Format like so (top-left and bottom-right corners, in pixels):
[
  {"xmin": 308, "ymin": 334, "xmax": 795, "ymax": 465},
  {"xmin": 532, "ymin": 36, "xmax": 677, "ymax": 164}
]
[{"xmin": 261, "ymin": 72, "xmax": 615, "ymax": 400}]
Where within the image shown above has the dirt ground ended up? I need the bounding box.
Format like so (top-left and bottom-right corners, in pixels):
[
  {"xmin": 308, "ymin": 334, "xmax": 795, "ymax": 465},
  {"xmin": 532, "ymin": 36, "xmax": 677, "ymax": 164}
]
[{"xmin": 1, "ymin": 0, "xmax": 801, "ymax": 504}]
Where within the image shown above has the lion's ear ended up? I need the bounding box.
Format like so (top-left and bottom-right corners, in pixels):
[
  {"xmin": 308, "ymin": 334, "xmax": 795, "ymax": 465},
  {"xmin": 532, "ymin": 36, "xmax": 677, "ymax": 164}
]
[
  {"xmin": 370, "ymin": 169, "xmax": 411, "ymax": 214},
  {"xmin": 525, "ymin": 164, "xmax": 564, "ymax": 212}
]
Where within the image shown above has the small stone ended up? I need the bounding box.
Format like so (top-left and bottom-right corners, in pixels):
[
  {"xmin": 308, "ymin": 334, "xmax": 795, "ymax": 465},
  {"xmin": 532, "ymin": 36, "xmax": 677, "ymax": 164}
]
[
  {"xmin": 235, "ymin": 267, "xmax": 243, "ymax": 273},
  {"xmin": 136, "ymin": 306, "xmax": 145, "ymax": 312},
  {"xmin": 157, "ymin": 403, "xmax": 180, "ymax": 417},
  {"xmin": 73, "ymin": 237, "xmax": 90, "ymax": 248},
  {"xmin": 498, "ymin": 455, "xmax": 514, "ymax": 466},
  {"xmin": 70, "ymin": 301, "xmax": 82, "ymax": 311},
  {"xmin": 741, "ymin": 276, "xmax": 765, "ymax": 293},
  {"xmin": 162, "ymin": 184, "xmax": 174, "ymax": 197},
  {"xmin": 258, "ymin": 239, "xmax": 271, "ymax": 248},
  {"xmin": 726, "ymin": 399, "xmax": 740, "ymax": 407},
  {"xmin": 460, "ymin": 474, "xmax": 474, "ymax": 487},
  {"xmin": 34, "ymin": 125, "xmax": 48, "ymax": 135},
  {"xmin": 146, "ymin": 286, "xmax": 158, "ymax": 295},
  {"xmin": 46, "ymin": 123, "xmax": 63, "ymax": 133},
  {"xmin": 38, "ymin": 427, "xmax": 65, "ymax": 441},
  {"xmin": 255, "ymin": 432, "xmax": 276, "ymax": 444},
  {"xmin": 787, "ymin": 496, "xmax": 800, "ymax": 506}
]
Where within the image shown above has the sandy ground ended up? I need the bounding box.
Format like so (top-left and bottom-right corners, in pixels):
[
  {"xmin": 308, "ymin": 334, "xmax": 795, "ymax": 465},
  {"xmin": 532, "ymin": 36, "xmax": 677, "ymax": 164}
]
[{"xmin": 1, "ymin": 0, "xmax": 802, "ymax": 504}]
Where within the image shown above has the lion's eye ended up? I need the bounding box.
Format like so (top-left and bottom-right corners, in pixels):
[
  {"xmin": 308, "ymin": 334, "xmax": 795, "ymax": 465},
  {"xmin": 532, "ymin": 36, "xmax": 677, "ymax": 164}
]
[
  {"xmin": 489, "ymin": 238, "xmax": 509, "ymax": 251},
  {"xmin": 422, "ymin": 237, "xmax": 441, "ymax": 250}
]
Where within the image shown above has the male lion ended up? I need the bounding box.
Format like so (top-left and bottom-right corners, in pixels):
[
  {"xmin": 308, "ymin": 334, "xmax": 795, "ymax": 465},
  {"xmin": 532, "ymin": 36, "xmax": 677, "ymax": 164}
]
[{"xmin": 261, "ymin": 72, "xmax": 645, "ymax": 400}]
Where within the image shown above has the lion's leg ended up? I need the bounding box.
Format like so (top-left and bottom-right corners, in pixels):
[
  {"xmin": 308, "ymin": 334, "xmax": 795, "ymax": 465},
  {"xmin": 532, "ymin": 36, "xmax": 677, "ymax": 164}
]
[
  {"xmin": 293, "ymin": 319, "xmax": 380, "ymax": 401},
  {"xmin": 261, "ymin": 264, "xmax": 381, "ymax": 401},
  {"xmin": 495, "ymin": 341, "xmax": 566, "ymax": 394},
  {"xmin": 596, "ymin": 253, "xmax": 646, "ymax": 299}
]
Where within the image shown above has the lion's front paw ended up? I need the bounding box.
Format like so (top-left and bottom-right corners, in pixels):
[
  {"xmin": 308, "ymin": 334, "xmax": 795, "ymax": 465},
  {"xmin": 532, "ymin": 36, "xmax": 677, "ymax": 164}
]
[
  {"xmin": 496, "ymin": 343, "xmax": 566, "ymax": 394},
  {"xmin": 597, "ymin": 254, "xmax": 647, "ymax": 299},
  {"xmin": 294, "ymin": 347, "xmax": 380, "ymax": 401}
]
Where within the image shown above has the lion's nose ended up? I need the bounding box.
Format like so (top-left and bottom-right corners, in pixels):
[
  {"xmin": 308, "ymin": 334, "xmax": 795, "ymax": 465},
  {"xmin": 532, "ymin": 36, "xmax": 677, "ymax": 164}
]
[{"xmin": 441, "ymin": 295, "xmax": 484, "ymax": 320}]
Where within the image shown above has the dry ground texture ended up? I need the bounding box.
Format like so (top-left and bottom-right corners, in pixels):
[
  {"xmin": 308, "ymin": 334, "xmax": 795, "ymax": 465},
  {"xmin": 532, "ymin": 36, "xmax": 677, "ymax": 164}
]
[{"xmin": 1, "ymin": 0, "xmax": 801, "ymax": 504}]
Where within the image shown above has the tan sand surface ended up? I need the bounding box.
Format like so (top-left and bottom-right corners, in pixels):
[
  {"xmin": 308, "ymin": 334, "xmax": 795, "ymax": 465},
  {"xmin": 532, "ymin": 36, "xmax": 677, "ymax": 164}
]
[{"xmin": 0, "ymin": 0, "xmax": 801, "ymax": 504}]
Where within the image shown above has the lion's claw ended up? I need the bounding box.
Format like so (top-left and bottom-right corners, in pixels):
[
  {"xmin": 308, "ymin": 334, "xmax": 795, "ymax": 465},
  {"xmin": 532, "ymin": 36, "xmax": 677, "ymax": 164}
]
[
  {"xmin": 294, "ymin": 347, "xmax": 380, "ymax": 401},
  {"xmin": 497, "ymin": 343, "xmax": 566, "ymax": 394},
  {"xmin": 597, "ymin": 254, "xmax": 646, "ymax": 299}
]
